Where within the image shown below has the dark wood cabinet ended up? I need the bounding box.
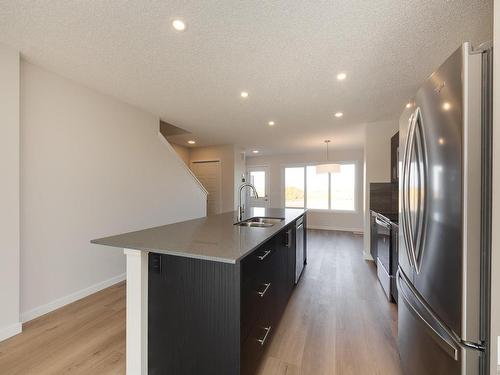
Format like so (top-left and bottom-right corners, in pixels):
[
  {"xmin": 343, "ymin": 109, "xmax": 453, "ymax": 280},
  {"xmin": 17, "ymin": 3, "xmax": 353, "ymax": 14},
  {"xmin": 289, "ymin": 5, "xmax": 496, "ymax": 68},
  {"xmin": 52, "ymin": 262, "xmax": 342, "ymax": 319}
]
[
  {"xmin": 240, "ymin": 226, "xmax": 295, "ymax": 375},
  {"xmin": 148, "ymin": 254, "xmax": 240, "ymax": 375},
  {"xmin": 391, "ymin": 131, "xmax": 400, "ymax": 183},
  {"xmin": 390, "ymin": 223, "xmax": 399, "ymax": 303},
  {"xmin": 148, "ymin": 218, "xmax": 301, "ymax": 375},
  {"xmin": 370, "ymin": 212, "xmax": 378, "ymax": 261}
]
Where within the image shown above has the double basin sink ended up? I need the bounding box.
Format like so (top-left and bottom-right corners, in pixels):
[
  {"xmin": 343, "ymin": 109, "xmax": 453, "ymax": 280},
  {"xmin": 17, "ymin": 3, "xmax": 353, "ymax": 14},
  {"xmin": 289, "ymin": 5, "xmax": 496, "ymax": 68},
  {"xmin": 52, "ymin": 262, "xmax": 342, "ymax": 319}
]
[{"xmin": 235, "ymin": 217, "xmax": 284, "ymax": 228}]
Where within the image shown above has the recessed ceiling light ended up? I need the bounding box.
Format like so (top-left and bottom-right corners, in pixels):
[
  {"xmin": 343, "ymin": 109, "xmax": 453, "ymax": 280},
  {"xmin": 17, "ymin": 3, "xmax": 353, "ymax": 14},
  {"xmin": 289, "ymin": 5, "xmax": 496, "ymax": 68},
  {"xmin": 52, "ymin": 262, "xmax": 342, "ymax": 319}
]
[
  {"xmin": 442, "ymin": 102, "xmax": 451, "ymax": 111},
  {"xmin": 336, "ymin": 72, "xmax": 347, "ymax": 81},
  {"xmin": 240, "ymin": 91, "xmax": 249, "ymax": 98},
  {"xmin": 172, "ymin": 19, "xmax": 186, "ymax": 31},
  {"xmin": 252, "ymin": 150, "xmax": 259, "ymax": 154},
  {"xmin": 187, "ymin": 140, "xmax": 196, "ymax": 144},
  {"xmin": 268, "ymin": 121, "xmax": 275, "ymax": 126},
  {"xmin": 406, "ymin": 102, "xmax": 412, "ymax": 108},
  {"xmin": 334, "ymin": 112, "xmax": 343, "ymax": 118}
]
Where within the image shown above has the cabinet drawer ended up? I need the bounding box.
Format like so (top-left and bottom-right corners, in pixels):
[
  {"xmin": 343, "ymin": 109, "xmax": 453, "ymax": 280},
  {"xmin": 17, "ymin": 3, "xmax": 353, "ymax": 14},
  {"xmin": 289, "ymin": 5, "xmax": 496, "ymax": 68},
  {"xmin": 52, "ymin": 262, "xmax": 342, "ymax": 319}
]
[
  {"xmin": 240, "ymin": 310, "xmax": 275, "ymax": 375},
  {"xmin": 241, "ymin": 238, "xmax": 277, "ymax": 286},
  {"xmin": 241, "ymin": 279, "xmax": 274, "ymax": 342},
  {"xmin": 241, "ymin": 251, "xmax": 277, "ymax": 341}
]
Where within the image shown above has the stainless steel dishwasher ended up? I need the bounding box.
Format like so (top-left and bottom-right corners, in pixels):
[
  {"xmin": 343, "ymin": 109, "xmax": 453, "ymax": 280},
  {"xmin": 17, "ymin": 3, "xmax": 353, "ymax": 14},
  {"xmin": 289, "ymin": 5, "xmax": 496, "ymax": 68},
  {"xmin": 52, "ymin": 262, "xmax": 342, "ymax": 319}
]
[{"xmin": 295, "ymin": 216, "xmax": 304, "ymax": 283}]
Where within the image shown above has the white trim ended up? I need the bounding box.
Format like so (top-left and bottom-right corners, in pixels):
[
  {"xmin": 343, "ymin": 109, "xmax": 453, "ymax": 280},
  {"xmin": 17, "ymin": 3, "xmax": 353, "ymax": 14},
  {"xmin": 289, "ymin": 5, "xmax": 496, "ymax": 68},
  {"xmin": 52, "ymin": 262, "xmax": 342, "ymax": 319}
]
[
  {"xmin": 0, "ymin": 322, "xmax": 22, "ymax": 342},
  {"xmin": 307, "ymin": 224, "xmax": 363, "ymax": 233},
  {"xmin": 157, "ymin": 132, "xmax": 208, "ymax": 196},
  {"xmin": 124, "ymin": 249, "xmax": 148, "ymax": 375},
  {"xmin": 363, "ymin": 251, "xmax": 374, "ymax": 261},
  {"xmin": 21, "ymin": 273, "xmax": 126, "ymax": 323}
]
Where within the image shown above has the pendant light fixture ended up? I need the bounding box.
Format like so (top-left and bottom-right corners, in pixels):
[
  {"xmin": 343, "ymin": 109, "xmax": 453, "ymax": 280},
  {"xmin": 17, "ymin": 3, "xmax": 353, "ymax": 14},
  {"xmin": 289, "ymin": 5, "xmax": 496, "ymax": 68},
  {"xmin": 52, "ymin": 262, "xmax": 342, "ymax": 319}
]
[{"xmin": 316, "ymin": 140, "xmax": 341, "ymax": 174}]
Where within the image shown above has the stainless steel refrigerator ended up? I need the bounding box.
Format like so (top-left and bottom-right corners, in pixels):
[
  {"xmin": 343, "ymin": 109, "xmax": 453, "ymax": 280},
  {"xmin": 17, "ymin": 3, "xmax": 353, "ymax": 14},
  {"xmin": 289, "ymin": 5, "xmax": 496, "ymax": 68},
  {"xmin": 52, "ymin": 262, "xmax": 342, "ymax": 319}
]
[{"xmin": 397, "ymin": 42, "xmax": 492, "ymax": 375}]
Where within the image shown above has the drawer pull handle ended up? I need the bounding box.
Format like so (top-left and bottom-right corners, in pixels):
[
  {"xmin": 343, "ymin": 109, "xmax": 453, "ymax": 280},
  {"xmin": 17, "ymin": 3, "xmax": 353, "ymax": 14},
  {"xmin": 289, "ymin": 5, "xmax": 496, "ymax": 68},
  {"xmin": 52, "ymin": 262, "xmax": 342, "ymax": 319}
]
[
  {"xmin": 258, "ymin": 250, "xmax": 271, "ymax": 261},
  {"xmin": 257, "ymin": 283, "xmax": 271, "ymax": 297},
  {"xmin": 257, "ymin": 326, "xmax": 272, "ymax": 346}
]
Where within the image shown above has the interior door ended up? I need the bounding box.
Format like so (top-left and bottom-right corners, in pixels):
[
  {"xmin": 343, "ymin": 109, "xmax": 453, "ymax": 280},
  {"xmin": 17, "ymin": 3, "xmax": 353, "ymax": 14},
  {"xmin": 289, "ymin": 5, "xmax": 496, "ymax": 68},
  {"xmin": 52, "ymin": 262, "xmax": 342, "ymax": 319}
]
[
  {"xmin": 191, "ymin": 160, "xmax": 222, "ymax": 216},
  {"xmin": 246, "ymin": 167, "xmax": 270, "ymax": 208}
]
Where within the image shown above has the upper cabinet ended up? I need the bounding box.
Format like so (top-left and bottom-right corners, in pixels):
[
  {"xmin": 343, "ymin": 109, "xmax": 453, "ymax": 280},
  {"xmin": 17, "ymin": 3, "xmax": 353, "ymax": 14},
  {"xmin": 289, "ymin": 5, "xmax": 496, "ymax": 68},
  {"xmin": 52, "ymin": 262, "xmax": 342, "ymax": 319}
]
[{"xmin": 391, "ymin": 132, "xmax": 399, "ymax": 183}]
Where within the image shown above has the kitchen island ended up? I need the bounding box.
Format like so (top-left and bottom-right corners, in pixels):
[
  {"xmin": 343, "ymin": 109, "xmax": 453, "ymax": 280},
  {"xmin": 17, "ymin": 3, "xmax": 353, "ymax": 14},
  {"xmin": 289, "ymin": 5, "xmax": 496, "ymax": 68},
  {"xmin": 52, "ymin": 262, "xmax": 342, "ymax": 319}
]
[{"xmin": 92, "ymin": 207, "xmax": 306, "ymax": 375}]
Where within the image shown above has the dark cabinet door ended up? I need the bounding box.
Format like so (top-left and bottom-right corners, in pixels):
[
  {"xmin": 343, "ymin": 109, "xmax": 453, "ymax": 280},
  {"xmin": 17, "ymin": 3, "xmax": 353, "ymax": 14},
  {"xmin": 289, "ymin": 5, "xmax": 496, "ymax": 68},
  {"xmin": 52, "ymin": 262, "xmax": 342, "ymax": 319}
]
[
  {"xmin": 390, "ymin": 223, "xmax": 399, "ymax": 303},
  {"xmin": 241, "ymin": 237, "xmax": 277, "ymax": 343},
  {"xmin": 240, "ymin": 236, "xmax": 281, "ymax": 375},
  {"xmin": 278, "ymin": 227, "xmax": 295, "ymax": 300},
  {"xmin": 370, "ymin": 213, "xmax": 378, "ymax": 261},
  {"xmin": 241, "ymin": 302, "xmax": 275, "ymax": 375},
  {"xmin": 148, "ymin": 254, "xmax": 239, "ymax": 375},
  {"xmin": 240, "ymin": 222, "xmax": 298, "ymax": 374},
  {"xmin": 273, "ymin": 227, "xmax": 295, "ymax": 320},
  {"xmin": 391, "ymin": 131, "xmax": 400, "ymax": 183}
]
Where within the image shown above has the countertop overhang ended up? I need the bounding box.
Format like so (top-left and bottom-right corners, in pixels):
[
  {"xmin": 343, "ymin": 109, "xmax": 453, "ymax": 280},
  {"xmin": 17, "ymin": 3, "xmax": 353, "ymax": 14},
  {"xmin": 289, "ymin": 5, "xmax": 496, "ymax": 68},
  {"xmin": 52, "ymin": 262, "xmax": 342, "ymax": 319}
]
[{"xmin": 91, "ymin": 208, "xmax": 306, "ymax": 264}]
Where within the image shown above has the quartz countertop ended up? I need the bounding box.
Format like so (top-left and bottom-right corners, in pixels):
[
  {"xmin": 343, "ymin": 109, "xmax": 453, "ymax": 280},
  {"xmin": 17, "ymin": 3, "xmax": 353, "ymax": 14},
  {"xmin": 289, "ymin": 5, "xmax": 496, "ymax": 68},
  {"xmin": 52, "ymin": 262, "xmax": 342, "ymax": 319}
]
[{"xmin": 91, "ymin": 207, "xmax": 305, "ymax": 264}]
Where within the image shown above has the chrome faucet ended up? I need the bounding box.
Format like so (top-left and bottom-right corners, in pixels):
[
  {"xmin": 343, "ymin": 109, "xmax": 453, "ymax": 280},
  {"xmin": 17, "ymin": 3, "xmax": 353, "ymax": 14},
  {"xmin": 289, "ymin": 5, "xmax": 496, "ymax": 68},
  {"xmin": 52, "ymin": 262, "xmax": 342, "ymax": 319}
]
[{"xmin": 237, "ymin": 182, "xmax": 259, "ymax": 221}]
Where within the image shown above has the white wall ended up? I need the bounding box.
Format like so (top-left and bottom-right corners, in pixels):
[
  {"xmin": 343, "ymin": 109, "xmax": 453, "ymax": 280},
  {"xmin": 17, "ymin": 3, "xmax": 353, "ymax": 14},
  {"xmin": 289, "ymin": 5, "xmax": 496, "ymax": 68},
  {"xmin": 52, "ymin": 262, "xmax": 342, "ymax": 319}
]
[
  {"xmin": 491, "ymin": 3, "xmax": 500, "ymax": 373},
  {"xmin": 0, "ymin": 45, "xmax": 21, "ymax": 341},
  {"xmin": 246, "ymin": 149, "xmax": 364, "ymax": 232},
  {"xmin": 171, "ymin": 143, "xmax": 191, "ymax": 166},
  {"xmin": 362, "ymin": 121, "xmax": 398, "ymax": 259},
  {"xmin": 20, "ymin": 61, "xmax": 206, "ymax": 321}
]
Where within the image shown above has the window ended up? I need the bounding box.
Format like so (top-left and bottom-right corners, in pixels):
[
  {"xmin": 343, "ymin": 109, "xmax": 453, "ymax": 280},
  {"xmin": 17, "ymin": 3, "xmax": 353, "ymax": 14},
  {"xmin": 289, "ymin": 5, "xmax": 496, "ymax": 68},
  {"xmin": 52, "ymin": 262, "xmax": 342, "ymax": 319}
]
[
  {"xmin": 284, "ymin": 163, "xmax": 356, "ymax": 211},
  {"xmin": 306, "ymin": 166, "xmax": 329, "ymax": 209},
  {"xmin": 284, "ymin": 167, "xmax": 305, "ymax": 208},
  {"xmin": 330, "ymin": 164, "xmax": 355, "ymax": 210}
]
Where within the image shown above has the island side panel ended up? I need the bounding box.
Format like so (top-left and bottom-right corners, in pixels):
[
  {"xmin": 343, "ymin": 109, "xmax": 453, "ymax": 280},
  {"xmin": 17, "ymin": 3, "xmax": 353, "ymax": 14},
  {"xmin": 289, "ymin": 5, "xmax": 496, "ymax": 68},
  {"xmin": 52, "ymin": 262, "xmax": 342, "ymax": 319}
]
[
  {"xmin": 148, "ymin": 253, "xmax": 240, "ymax": 374},
  {"xmin": 124, "ymin": 248, "xmax": 149, "ymax": 375}
]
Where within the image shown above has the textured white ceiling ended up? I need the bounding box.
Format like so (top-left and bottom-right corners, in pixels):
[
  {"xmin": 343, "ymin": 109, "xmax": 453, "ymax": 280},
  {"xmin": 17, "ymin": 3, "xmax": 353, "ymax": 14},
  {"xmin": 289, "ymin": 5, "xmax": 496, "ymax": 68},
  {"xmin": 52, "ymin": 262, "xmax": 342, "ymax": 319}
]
[{"xmin": 0, "ymin": 0, "xmax": 492, "ymax": 154}]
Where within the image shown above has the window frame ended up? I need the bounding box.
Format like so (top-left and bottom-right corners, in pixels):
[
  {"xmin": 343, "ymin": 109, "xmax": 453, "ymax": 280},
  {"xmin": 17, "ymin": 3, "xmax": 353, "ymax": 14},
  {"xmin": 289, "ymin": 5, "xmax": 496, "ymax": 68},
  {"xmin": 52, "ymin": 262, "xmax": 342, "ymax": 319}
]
[{"xmin": 282, "ymin": 161, "xmax": 358, "ymax": 213}]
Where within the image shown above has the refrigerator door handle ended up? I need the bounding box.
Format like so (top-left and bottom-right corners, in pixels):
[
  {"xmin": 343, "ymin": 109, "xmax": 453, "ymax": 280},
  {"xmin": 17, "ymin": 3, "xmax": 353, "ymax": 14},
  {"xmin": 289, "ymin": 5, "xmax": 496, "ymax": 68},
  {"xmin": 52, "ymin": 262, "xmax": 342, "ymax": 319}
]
[
  {"xmin": 401, "ymin": 108, "xmax": 428, "ymax": 274},
  {"xmin": 401, "ymin": 114, "xmax": 416, "ymax": 270},
  {"xmin": 396, "ymin": 269, "xmax": 460, "ymax": 360},
  {"xmin": 412, "ymin": 108, "xmax": 428, "ymax": 272}
]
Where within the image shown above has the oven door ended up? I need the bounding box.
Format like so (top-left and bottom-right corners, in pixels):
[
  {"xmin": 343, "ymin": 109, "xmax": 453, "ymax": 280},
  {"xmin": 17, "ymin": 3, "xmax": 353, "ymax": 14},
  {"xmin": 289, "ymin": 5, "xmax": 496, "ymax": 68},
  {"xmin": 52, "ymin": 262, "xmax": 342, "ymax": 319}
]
[
  {"xmin": 376, "ymin": 216, "xmax": 392, "ymax": 300},
  {"xmin": 376, "ymin": 217, "xmax": 391, "ymax": 272}
]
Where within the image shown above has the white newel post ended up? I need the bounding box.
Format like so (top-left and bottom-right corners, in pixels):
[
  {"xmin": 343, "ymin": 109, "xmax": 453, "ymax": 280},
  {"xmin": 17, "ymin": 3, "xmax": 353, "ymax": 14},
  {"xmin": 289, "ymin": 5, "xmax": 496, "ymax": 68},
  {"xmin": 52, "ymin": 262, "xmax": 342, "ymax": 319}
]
[{"xmin": 124, "ymin": 249, "xmax": 148, "ymax": 375}]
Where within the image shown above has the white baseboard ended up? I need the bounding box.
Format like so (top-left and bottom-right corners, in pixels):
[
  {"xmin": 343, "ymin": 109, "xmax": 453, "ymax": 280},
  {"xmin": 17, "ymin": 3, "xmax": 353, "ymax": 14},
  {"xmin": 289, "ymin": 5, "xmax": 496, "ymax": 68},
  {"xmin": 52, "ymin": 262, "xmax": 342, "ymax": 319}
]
[
  {"xmin": 307, "ymin": 225, "xmax": 363, "ymax": 233},
  {"xmin": 21, "ymin": 273, "xmax": 126, "ymax": 323},
  {"xmin": 0, "ymin": 322, "xmax": 22, "ymax": 342}
]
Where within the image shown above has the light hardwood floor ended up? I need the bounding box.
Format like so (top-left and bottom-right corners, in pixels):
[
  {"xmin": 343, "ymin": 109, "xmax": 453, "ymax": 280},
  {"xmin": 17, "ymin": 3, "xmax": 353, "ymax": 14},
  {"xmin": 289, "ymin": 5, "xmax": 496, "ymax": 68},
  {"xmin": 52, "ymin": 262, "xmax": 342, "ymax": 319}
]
[
  {"xmin": 256, "ymin": 230, "xmax": 402, "ymax": 375},
  {"xmin": 0, "ymin": 230, "xmax": 402, "ymax": 375},
  {"xmin": 0, "ymin": 283, "xmax": 126, "ymax": 375}
]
